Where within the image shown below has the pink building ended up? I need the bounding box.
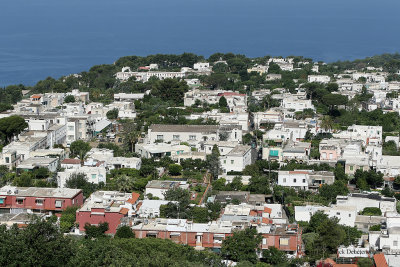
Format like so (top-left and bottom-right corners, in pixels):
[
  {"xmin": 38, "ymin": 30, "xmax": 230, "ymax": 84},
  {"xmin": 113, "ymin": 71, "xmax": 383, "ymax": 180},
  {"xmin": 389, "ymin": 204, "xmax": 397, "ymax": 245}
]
[
  {"xmin": 0, "ymin": 186, "xmax": 83, "ymax": 213},
  {"xmin": 133, "ymin": 219, "xmax": 303, "ymax": 257},
  {"xmin": 76, "ymin": 191, "xmax": 140, "ymax": 234}
]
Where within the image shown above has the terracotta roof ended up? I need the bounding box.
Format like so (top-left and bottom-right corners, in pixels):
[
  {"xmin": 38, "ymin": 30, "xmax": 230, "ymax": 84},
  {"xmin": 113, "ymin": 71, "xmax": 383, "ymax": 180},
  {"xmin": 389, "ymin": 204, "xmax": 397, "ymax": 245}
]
[
  {"xmin": 61, "ymin": 159, "xmax": 81, "ymax": 165},
  {"xmin": 119, "ymin": 208, "xmax": 129, "ymax": 215},
  {"xmin": 373, "ymin": 253, "xmax": 388, "ymax": 267},
  {"xmin": 262, "ymin": 218, "xmax": 272, "ymax": 224},
  {"xmin": 249, "ymin": 210, "xmax": 258, "ymax": 216},
  {"xmin": 264, "ymin": 207, "xmax": 272, "ymax": 214},
  {"xmin": 127, "ymin": 192, "xmax": 140, "ymax": 204},
  {"xmin": 31, "ymin": 94, "xmax": 41, "ymax": 99}
]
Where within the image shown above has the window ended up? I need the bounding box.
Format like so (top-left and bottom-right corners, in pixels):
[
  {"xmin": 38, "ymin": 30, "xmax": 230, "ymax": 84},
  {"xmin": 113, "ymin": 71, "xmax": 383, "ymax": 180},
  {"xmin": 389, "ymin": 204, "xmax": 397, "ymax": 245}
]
[
  {"xmin": 262, "ymin": 238, "xmax": 267, "ymax": 245},
  {"xmin": 350, "ymin": 166, "xmax": 354, "ymax": 171},
  {"xmin": 91, "ymin": 174, "xmax": 97, "ymax": 180},
  {"xmin": 156, "ymin": 135, "xmax": 163, "ymax": 141},
  {"xmin": 173, "ymin": 135, "xmax": 180, "ymax": 140},
  {"xmin": 55, "ymin": 200, "xmax": 63, "ymax": 208},
  {"xmin": 224, "ymin": 160, "xmax": 226, "ymax": 164},
  {"xmin": 209, "ymin": 147, "xmax": 211, "ymax": 151},
  {"xmin": 0, "ymin": 198, "xmax": 4, "ymax": 205},
  {"xmin": 293, "ymin": 179, "xmax": 297, "ymax": 183},
  {"xmin": 5, "ymin": 157, "xmax": 9, "ymax": 164},
  {"xmin": 280, "ymin": 238, "xmax": 289, "ymax": 246},
  {"xmin": 360, "ymin": 166, "xmax": 364, "ymax": 171},
  {"xmin": 283, "ymin": 178, "xmax": 286, "ymax": 183},
  {"xmin": 189, "ymin": 135, "xmax": 196, "ymax": 140},
  {"xmin": 16, "ymin": 198, "xmax": 24, "ymax": 205},
  {"xmin": 231, "ymin": 160, "xmax": 234, "ymax": 164},
  {"xmin": 336, "ymin": 212, "xmax": 340, "ymax": 215},
  {"xmin": 35, "ymin": 199, "xmax": 44, "ymax": 205},
  {"xmin": 302, "ymin": 179, "xmax": 306, "ymax": 183},
  {"xmin": 349, "ymin": 214, "xmax": 351, "ymax": 217},
  {"xmin": 394, "ymin": 240, "xmax": 398, "ymax": 247}
]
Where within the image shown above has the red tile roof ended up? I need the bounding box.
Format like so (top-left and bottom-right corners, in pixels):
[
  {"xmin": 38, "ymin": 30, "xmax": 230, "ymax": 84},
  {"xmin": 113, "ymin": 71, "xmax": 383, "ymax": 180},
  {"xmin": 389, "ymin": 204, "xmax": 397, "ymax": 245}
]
[
  {"xmin": 127, "ymin": 192, "xmax": 140, "ymax": 204},
  {"xmin": 249, "ymin": 210, "xmax": 258, "ymax": 216},
  {"xmin": 373, "ymin": 254, "xmax": 388, "ymax": 267},
  {"xmin": 262, "ymin": 218, "xmax": 272, "ymax": 224},
  {"xmin": 119, "ymin": 208, "xmax": 129, "ymax": 215},
  {"xmin": 61, "ymin": 159, "xmax": 81, "ymax": 165},
  {"xmin": 264, "ymin": 207, "xmax": 272, "ymax": 214},
  {"xmin": 31, "ymin": 94, "xmax": 42, "ymax": 99}
]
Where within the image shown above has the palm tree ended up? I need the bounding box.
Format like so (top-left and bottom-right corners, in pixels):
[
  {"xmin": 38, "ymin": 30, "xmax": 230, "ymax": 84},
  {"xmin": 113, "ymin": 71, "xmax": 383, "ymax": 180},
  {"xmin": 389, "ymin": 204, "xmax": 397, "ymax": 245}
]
[
  {"xmin": 115, "ymin": 175, "xmax": 135, "ymax": 192},
  {"xmin": 320, "ymin": 116, "xmax": 333, "ymax": 133}
]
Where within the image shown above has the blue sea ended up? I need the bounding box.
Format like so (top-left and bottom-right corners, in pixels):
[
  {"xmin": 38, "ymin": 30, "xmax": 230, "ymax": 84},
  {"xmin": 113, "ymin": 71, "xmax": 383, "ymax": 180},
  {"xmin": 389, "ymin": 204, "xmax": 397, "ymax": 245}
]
[{"xmin": 1, "ymin": 0, "xmax": 400, "ymax": 86}]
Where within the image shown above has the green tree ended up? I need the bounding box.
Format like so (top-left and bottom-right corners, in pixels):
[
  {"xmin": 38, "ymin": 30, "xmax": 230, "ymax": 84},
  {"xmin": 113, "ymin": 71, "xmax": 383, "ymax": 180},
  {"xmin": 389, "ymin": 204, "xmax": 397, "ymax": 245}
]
[
  {"xmin": 115, "ymin": 225, "xmax": 135, "ymax": 238},
  {"xmin": 60, "ymin": 206, "xmax": 79, "ymax": 233},
  {"xmin": 207, "ymin": 144, "xmax": 221, "ymax": 179},
  {"xmin": 361, "ymin": 207, "xmax": 382, "ymax": 216},
  {"xmin": 65, "ymin": 173, "xmax": 98, "ymax": 198},
  {"xmin": 221, "ymin": 228, "xmax": 262, "ymax": 264},
  {"xmin": 151, "ymin": 78, "xmax": 189, "ymax": 105},
  {"xmin": 163, "ymin": 187, "xmax": 190, "ymax": 207},
  {"xmin": 168, "ymin": 164, "xmax": 183, "ymax": 176},
  {"xmin": 0, "ymin": 116, "xmax": 28, "ymax": 144},
  {"xmin": 84, "ymin": 222, "xmax": 109, "ymax": 238},
  {"xmin": 106, "ymin": 108, "xmax": 119, "ymax": 120},
  {"xmin": 0, "ymin": 218, "xmax": 75, "ymax": 266},
  {"xmin": 357, "ymin": 257, "xmax": 374, "ymax": 267},
  {"xmin": 13, "ymin": 172, "xmax": 33, "ymax": 187},
  {"xmin": 70, "ymin": 140, "xmax": 91, "ymax": 160},
  {"xmin": 64, "ymin": 95, "xmax": 75, "ymax": 103},
  {"xmin": 114, "ymin": 174, "xmax": 135, "ymax": 193},
  {"xmin": 218, "ymin": 96, "xmax": 228, "ymax": 108},
  {"xmin": 320, "ymin": 116, "xmax": 334, "ymax": 132},
  {"xmin": 261, "ymin": 247, "xmax": 287, "ymax": 265}
]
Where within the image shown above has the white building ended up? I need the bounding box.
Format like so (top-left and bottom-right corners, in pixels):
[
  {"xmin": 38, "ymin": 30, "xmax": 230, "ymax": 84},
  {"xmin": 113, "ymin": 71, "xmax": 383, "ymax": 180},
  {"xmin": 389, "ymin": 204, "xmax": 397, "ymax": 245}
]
[
  {"xmin": 137, "ymin": 200, "xmax": 176, "ymax": 218},
  {"xmin": 144, "ymin": 180, "xmax": 189, "ymax": 200},
  {"xmin": 57, "ymin": 165, "xmax": 107, "ymax": 188},
  {"xmin": 336, "ymin": 193, "xmax": 396, "ymax": 214},
  {"xmin": 376, "ymin": 156, "xmax": 400, "ymax": 177},
  {"xmin": 333, "ymin": 125, "xmax": 382, "ymax": 146},
  {"xmin": 307, "ymin": 75, "xmax": 331, "ymax": 84},
  {"xmin": 278, "ymin": 170, "xmax": 335, "ymax": 190},
  {"xmin": 147, "ymin": 124, "xmax": 242, "ymax": 145},
  {"xmin": 295, "ymin": 205, "xmax": 357, "ymax": 227},
  {"xmin": 115, "ymin": 67, "xmax": 186, "ymax": 82},
  {"xmin": 135, "ymin": 143, "xmax": 192, "ymax": 159},
  {"xmin": 282, "ymin": 96, "xmax": 314, "ymax": 112},
  {"xmin": 220, "ymin": 145, "xmax": 253, "ymax": 174}
]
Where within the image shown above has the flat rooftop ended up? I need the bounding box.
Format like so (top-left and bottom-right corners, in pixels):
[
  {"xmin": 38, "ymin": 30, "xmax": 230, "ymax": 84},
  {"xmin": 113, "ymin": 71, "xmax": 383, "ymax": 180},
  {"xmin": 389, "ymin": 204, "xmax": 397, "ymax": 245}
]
[{"xmin": 0, "ymin": 186, "xmax": 81, "ymax": 199}]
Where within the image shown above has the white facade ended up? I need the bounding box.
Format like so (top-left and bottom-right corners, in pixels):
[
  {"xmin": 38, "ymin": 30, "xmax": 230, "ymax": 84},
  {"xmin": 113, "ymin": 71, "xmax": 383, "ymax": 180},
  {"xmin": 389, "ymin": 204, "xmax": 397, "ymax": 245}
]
[
  {"xmin": 115, "ymin": 67, "xmax": 186, "ymax": 82},
  {"xmin": 295, "ymin": 205, "xmax": 357, "ymax": 227},
  {"xmin": 147, "ymin": 124, "xmax": 242, "ymax": 145},
  {"xmin": 57, "ymin": 166, "xmax": 107, "ymax": 188},
  {"xmin": 307, "ymin": 75, "xmax": 331, "ymax": 83},
  {"xmin": 220, "ymin": 145, "xmax": 253, "ymax": 174},
  {"xmin": 376, "ymin": 156, "xmax": 400, "ymax": 177},
  {"xmin": 336, "ymin": 193, "xmax": 396, "ymax": 214},
  {"xmin": 282, "ymin": 96, "xmax": 314, "ymax": 112}
]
